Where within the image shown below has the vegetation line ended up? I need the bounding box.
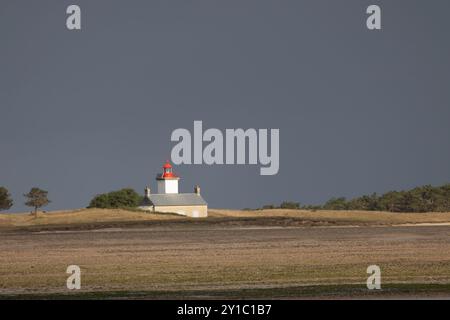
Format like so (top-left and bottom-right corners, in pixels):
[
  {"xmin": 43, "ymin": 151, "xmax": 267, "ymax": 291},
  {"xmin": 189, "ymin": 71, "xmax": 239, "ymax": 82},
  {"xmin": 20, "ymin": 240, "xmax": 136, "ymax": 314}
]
[{"xmin": 259, "ymin": 183, "xmax": 450, "ymax": 213}]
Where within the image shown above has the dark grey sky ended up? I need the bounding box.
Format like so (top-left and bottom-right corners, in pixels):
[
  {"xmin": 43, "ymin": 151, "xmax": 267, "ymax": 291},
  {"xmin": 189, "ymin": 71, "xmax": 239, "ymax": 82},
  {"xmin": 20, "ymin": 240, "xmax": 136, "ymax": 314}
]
[{"xmin": 1, "ymin": 0, "xmax": 450, "ymax": 212}]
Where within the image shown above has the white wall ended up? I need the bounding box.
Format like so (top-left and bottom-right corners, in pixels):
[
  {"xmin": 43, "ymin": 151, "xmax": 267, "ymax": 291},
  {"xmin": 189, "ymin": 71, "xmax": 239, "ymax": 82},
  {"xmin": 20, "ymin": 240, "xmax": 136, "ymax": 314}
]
[
  {"xmin": 154, "ymin": 205, "xmax": 208, "ymax": 218},
  {"xmin": 138, "ymin": 205, "xmax": 208, "ymax": 218},
  {"xmin": 157, "ymin": 179, "xmax": 179, "ymax": 194}
]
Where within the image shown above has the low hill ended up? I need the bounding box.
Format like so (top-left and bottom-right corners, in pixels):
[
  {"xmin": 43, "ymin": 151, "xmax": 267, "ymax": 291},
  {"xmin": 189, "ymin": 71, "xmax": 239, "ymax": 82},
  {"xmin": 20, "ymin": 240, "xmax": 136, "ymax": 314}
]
[{"xmin": 2, "ymin": 208, "xmax": 450, "ymax": 232}]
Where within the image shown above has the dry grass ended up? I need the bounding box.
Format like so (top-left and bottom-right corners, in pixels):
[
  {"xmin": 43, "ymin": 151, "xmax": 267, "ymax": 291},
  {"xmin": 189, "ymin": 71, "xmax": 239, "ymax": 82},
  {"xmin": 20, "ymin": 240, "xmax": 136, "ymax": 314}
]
[
  {"xmin": 2, "ymin": 208, "xmax": 450, "ymax": 231},
  {"xmin": 0, "ymin": 208, "xmax": 182, "ymax": 229},
  {"xmin": 209, "ymin": 209, "xmax": 450, "ymax": 224}
]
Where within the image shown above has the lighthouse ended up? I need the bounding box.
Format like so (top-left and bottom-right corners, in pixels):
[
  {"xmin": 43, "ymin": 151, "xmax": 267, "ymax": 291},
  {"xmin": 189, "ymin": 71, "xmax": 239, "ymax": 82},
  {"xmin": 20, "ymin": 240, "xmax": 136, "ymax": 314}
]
[
  {"xmin": 156, "ymin": 161, "xmax": 179, "ymax": 194},
  {"xmin": 139, "ymin": 160, "xmax": 208, "ymax": 217}
]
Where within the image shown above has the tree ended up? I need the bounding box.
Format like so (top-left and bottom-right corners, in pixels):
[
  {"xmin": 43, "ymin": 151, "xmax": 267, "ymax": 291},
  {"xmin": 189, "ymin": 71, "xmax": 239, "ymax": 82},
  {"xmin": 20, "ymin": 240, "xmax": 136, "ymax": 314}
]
[
  {"xmin": 24, "ymin": 187, "xmax": 50, "ymax": 216},
  {"xmin": 323, "ymin": 197, "xmax": 349, "ymax": 210},
  {"xmin": 301, "ymin": 183, "xmax": 450, "ymax": 213},
  {"xmin": 280, "ymin": 201, "xmax": 300, "ymax": 209},
  {"xmin": 88, "ymin": 193, "xmax": 110, "ymax": 208},
  {"xmin": 88, "ymin": 188, "xmax": 142, "ymax": 209},
  {"xmin": 437, "ymin": 184, "xmax": 450, "ymax": 212},
  {"xmin": 348, "ymin": 193, "xmax": 380, "ymax": 211},
  {"xmin": 0, "ymin": 187, "xmax": 13, "ymax": 211}
]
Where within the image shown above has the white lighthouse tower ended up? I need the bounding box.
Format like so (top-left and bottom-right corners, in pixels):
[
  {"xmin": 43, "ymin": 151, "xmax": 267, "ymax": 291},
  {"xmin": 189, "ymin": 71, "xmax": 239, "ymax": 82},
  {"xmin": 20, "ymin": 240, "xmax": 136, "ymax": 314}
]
[{"xmin": 156, "ymin": 161, "xmax": 179, "ymax": 194}]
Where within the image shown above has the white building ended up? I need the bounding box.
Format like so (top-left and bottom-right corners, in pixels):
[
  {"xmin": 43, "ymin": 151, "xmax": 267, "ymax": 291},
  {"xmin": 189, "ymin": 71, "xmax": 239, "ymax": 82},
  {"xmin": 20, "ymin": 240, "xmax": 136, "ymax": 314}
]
[{"xmin": 139, "ymin": 161, "xmax": 208, "ymax": 218}]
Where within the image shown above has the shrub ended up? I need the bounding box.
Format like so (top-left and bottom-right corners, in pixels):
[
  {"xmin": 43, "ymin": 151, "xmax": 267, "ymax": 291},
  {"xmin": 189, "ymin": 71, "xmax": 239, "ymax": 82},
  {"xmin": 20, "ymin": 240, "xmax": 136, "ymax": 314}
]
[
  {"xmin": 88, "ymin": 188, "xmax": 143, "ymax": 209},
  {"xmin": 322, "ymin": 197, "xmax": 348, "ymax": 210},
  {"xmin": 279, "ymin": 201, "xmax": 300, "ymax": 209}
]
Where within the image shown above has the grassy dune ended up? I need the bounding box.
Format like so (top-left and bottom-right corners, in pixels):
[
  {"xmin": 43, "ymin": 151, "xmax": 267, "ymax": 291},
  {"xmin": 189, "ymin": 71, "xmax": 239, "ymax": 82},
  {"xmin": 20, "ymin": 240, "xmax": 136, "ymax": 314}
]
[
  {"xmin": 1, "ymin": 208, "xmax": 450, "ymax": 231},
  {"xmin": 211, "ymin": 208, "xmax": 450, "ymax": 224},
  {"xmin": 0, "ymin": 208, "xmax": 180, "ymax": 229}
]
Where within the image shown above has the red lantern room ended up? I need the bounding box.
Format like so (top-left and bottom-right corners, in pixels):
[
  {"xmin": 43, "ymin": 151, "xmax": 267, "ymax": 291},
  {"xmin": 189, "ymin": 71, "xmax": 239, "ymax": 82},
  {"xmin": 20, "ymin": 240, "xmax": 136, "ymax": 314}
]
[{"xmin": 161, "ymin": 160, "xmax": 177, "ymax": 178}]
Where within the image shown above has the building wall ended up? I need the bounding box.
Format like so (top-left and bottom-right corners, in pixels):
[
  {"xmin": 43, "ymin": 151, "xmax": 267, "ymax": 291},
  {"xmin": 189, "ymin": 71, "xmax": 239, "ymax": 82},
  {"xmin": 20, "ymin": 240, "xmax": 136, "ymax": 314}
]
[
  {"xmin": 157, "ymin": 179, "xmax": 179, "ymax": 194},
  {"xmin": 139, "ymin": 205, "xmax": 154, "ymax": 212},
  {"xmin": 154, "ymin": 205, "xmax": 208, "ymax": 218}
]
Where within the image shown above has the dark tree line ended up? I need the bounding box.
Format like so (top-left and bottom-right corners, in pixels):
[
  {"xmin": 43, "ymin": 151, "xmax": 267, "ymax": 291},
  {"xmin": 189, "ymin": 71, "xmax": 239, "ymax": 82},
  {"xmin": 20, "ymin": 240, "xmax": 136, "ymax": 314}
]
[
  {"xmin": 321, "ymin": 184, "xmax": 450, "ymax": 212},
  {"xmin": 262, "ymin": 183, "xmax": 450, "ymax": 213}
]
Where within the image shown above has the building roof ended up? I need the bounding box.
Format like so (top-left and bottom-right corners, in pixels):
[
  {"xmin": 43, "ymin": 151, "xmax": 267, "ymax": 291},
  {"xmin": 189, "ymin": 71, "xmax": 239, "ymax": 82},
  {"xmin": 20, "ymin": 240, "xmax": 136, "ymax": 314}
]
[
  {"xmin": 142, "ymin": 193, "xmax": 207, "ymax": 207},
  {"xmin": 163, "ymin": 161, "xmax": 172, "ymax": 169}
]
